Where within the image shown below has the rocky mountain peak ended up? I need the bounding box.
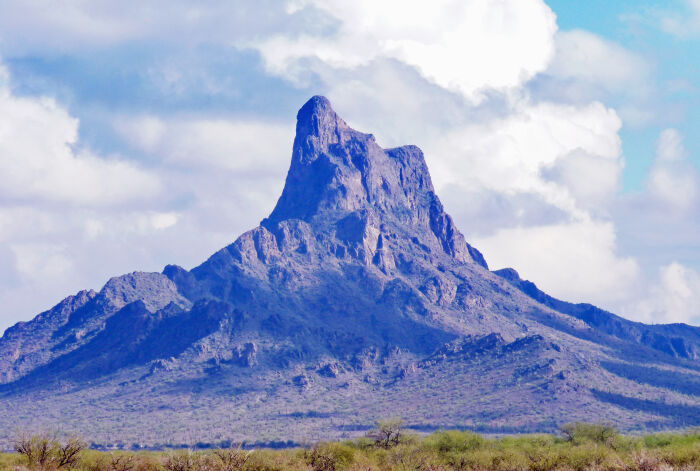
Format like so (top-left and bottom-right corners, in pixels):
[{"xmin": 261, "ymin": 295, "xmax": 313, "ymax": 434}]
[
  {"xmin": 267, "ymin": 96, "xmax": 424, "ymax": 222},
  {"xmin": 1, "ymin": 95, "xmax": 699, "ymax": 445},
  {"xmin": 262, "ymin": 96, "xmax": 487, "ymax": 267},
  {"xmin": 293, "ymin": 95, "xmax": 348, "ymax": 158}
]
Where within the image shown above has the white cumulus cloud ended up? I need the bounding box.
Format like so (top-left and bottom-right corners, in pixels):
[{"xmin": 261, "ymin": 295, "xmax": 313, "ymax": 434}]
[
  {"xmin": 631, "ymin": 263, "xmax": 700, "ymax": 325},
  {"xmin": 548, "ymin": 30, "xmax": 650, "ymax": 93},
  {"xmin": 473, "ymin": 221, "xmax": 640, "ymax": 307},
  {"xmin": 114, "ymin": 115, "xmax": 293, "ymax": 173},
  {"xmin": 255, "ymin": 0, "xmax": 557, "ymax": 102},
  {"xmin": 659, "ymin": 0, "xmax": 700, "ymax": 38},
  {"xmin": 646, "ymin": 128, "xmax": 699, "ymax": 211},
  {"xmin": 427, "ymin": 100, "xmax": 623, "ymax": 219},
  {"xmin": 0, "ymin": 62, "xmax": 159, "ymax": 206}
]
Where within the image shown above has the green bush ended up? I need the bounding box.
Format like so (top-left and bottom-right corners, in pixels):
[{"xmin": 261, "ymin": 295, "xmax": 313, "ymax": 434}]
[
  {"xmin": 13, "ymin": 432, "xmax": 86, "ymax": 471},
  {"xmin": 523, "ymin": 448, "xmax": 561, "ymax": 471},
  {"xmin": 560, "ymin": 422, "xmax": 618, "ymax": 446},
  {"xmin": 247, "ymin": 449, "xmax": 302, "ymax": 471},
  {"xmin": 423, "ymin": 430, "xmax": 484, "ymax": 454},
  {"xmin": 365, "ymin": 419, "xmax": 405, "ymax": 449},
  {"xmin": 162, "ymin": 450, "xmax": 213, "ymax": 471},
  {"xmin": 303, "ymin": 443, "xmax": 355, "ymax": 471},
  {"xmin": 4, "ymin": 424, "xmax": 700, "ymax": 471}
]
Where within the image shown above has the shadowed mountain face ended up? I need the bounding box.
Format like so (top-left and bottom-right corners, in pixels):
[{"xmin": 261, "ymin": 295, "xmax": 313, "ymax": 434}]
[{"xmin": 0, "ymin": 96, "xmax": 698, "ymax": 448}]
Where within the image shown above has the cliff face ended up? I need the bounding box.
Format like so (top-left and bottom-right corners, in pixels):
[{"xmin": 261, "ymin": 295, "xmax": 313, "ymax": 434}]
[
  {"xmin": 264, "ymin": 96, "xmax": 486, "ymax": 268},
  {"xmin": 0, "ymin": 96, "xmax": 698, "ymax": 447}
]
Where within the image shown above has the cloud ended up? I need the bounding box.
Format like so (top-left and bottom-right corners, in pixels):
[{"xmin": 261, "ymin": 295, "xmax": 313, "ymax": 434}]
[
  {"xmin": 114, "ymin": 115, "xmax": 293, "ymax": 173},
  {"xmin": 630, "ymin": 262, "xmax": 700, "ymax": 325},
  {"xmin": 532, "ymin": 29, "xmax": 655, "ymax": 127},
  {"xmin": 645, "ymin": 129, "xmax": 699, "ymax": 211},
  {"xmin": 472, "ymin": 221, "xmax": 640, "ymax": 306},
  {"xmin": 659, "ymin": 0, "xmax": 700, "ymax": 38},
  {"xmin": 655, "ymin": 128, "xmax": 687, "ymax": 162},
  {"xmin": 547, "ymin": 30, "xmax": 650, "ymax": 93},
  {"xmin": 204, "ymin": 1, "xmax": 684, "ymax": 324},
  {"xmin": 427, "ymin": 100, "xmax": 623, "ymax": 219},
  {"xmin": 11, "ymin": 243, "xmax": 74, "ymax": 282},
  {"xmin": 542, "ymin": 150, "xmax": 623, "ymax": 210},
  {"xmin": 254, "ymin": 0, "xmax": 557, "ymax": 102},
  {"xmin": 0, "ymin": 1, "xmax": 296, "ymax": 54},
  {"xmin": 0, "ymin": 61, "xmax": 159, "ymax": 206}
]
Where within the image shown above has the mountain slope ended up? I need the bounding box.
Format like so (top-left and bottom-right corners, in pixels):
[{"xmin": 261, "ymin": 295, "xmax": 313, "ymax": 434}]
[
  {"xmin": 494, "ymin": 268, "xmax": 700, "ymax": 360},
  {"xmin": 0, "ymin": 96, "xmax": 698, "ymax": 448}
]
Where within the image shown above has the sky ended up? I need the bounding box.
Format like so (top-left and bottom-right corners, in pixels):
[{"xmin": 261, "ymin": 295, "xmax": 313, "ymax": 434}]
[{"xmin": 0, "ymin": 0, "xmax": 698, "ymax": 333}]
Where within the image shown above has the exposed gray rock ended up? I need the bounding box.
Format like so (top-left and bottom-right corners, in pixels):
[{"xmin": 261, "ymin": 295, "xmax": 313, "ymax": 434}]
[
  {"xmin": 293, "ymin": 373, "xmax": 310, "ymax": 389},
  {"xmin": 150, "ymin": 357, "xmax": 177, "ymax": 374},
  {"xmin": 233, "ymin": 342, "xmax": 258, "ymax": 367},
  {"xmin": 317, "ymin": 362, "xmax": 343, "ymax": 378}
]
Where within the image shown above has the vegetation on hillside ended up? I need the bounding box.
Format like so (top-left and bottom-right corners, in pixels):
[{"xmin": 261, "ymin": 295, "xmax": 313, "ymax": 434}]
[{"xmin": 3, "ymin": 421, "xmax": 699, "ymax": 471}]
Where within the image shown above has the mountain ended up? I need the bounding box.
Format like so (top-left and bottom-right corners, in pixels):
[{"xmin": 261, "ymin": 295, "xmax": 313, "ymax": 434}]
[{"xmin": 0, "ymin": 96, "xmax": 699, "ymax": 448}]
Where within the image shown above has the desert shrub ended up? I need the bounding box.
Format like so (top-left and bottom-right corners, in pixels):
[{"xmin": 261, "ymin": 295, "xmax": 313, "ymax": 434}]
[
  {"xmin": 128, "ymin": 452, "xmax": 163, "ymax": 471},
  {"xmin": 343, "ymin": 437, "xmax": 374, "ymax": 450},
  {"xmin": 560, "ymin": 444, "xmax": 614, "ymax": 471},
  {"xmin": 458, "ymin": 449, "xmax": 496, "ymax": 471},
  {"xmin": 77, "ymin": 451, "xmax": 161, "ymax": 471},
  {"xmin": 491, "ymin": 435, "xmax": 555, "ymax": 455},
  {"xmin": 383, "ymin": 445, "xmax": 437, "ymax": 471},
  {"xmin": 643, "ymin": 434, "xmax": 674, "ymax": 448},
  {"xmin": 162, "ymin": 451, "xmax": 195, "ymax": 471},
  {"xmin": 560, "ymin": 422, "xmax": 618, "ymax": 446},
  {"xmin": 522, "ymin": 448, "xmax": 562, "ymax": 471},
  {"xmin": 445, "ymin": 449, "xmax": 512, "ymax": 471},
  {"xmin": 423, "ymin": 431, "xmax": 484, "ymax": 454},
  {"xmin": 246, "ymin": 449, "xmax": 303, "ymax": 471},
  {"xmin": 643, "ymin": 430, "xmax": 700, "ymax": 451},
  {"xmin": 444, "ymin": 452, "xmax": 474, "ymax": 471},
  {"xmin": 341, "ymin": 449, "xmax": 380, "ymax": 471},
  {"xmin": 0, "ymin": 452, "xmax": 20, "ymax": 470},
  {"xmin": 81, "ymin": 452, "xmax": 136, "ymax": 471},
  {"xmin": 366, "ymin": 419, "xmax": 404, "ymax": 449},
  {"xmin": 485, "ymin": 449, "xmax": 528, "ymax": 471},
  {"xmin": 13, "ymin": 432, "xmax": 86, "ymax": 471},
  {"xmin": 303, "ymin": 443, "xmax": 355, "ymax": 471},
  {"xmin": 626, "ymin": 450, "xmax": 673, "ymax": 471},
  {"xmin": 211, "ymin": 447, "xmax": 251, "ymax": 471},
  {"xmin": 162, "ymin": 450, "xmax": 218, "ymax": 471},
  {"xmin": 655, "ymin": 444, "xmax": 700, "ymax": 469},
  {"xmin": 108, "ymin": 454, "xmax": 136, "ymax": 471},
  {"xmin": 8, "ymin": 425, "xmax": 700, "ymax": 471}
]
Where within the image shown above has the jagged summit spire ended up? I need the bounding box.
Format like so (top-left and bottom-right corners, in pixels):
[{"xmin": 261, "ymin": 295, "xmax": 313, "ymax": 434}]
[
  {"xmin": 296, "ymin": 95, "xmax": 335, "ymax": 127},
  {"xmin": 266, "ymin": 95, "xmax": 385, "ymax": 223},
  {"xmin": 262, "ymin": 96, "xmax": 488, "ymax": 269},
  {"xmin": 292, "ymin": 96, "xmax": 350, "ymax": 165}
]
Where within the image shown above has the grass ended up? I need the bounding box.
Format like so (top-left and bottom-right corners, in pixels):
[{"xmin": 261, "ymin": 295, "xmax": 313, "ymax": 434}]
[{"xmin": 2, "ymin": 423, "xmax": 699, "ymax": 471}]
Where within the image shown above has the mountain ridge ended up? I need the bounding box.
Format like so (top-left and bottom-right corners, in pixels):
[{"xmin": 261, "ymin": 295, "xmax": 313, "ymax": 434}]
[
  {"xmin": 0, "ymin": 96, "xmax": 698, "ymax": 447},
  {"xmin": 494, "ymin": 267, "xmax": 700, "ymax": 361}
]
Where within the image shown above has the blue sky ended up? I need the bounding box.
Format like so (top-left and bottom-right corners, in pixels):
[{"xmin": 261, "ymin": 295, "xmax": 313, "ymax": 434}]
[{"xmin": 0, "ymin": 0, "xmax": 697, "ymax": 332}]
